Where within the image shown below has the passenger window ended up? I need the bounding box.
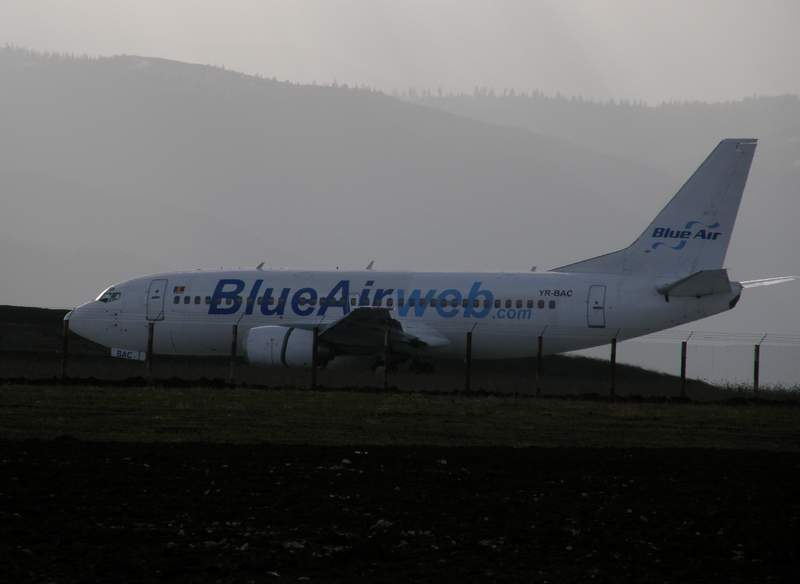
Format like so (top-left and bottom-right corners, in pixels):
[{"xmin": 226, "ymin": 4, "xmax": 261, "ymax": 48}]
[
  {"xmin": 549, "ymin": 300, "xmax": 556, "ymax": 309},
  {"xmin": 516, "ymin": 300, "xmax": 522, "ymax": 309},
  {"xmin": 299, "ymin": 298, "xmax": 307, "ymax": 306},
  {"xmin": 183, "ymin": 296, "xmax": 191, "ymax": 304},
  {"xmin": 173, "ymin": 296, "xmax": 180, "ymax": 304},
  {"xmin": 527, "ymin": 300, "xmax": 533, "ymax": 309},
  {"xmin": 494, "ymin": 299, "xmax": 501, "ymax": 309},
  {"xmin": 419, "ymin": 299, "xmax": 427, "ymax": 307},
  {"xmin": 320, "ymin": 297, "xmax": 327, "ymax": 306},
  {"xmin": 350, "ymin": 297, "xmax": 357, "ymax": 306},
  {"xmin": 310, "ymin": 298, "xmax": 317, "ymax": 306},
  {"xmin": 462, "ymin": 299, "xmax": 469, "ymax": 308},
  {"xmin": 387, "ymin": 298, "xmax": 394, "ymax": 307},
  {"xmin": 538, "ymin": 300, "xmax": 545, "ymax": 309},
  {"xmin": 473, "ymin": 300, "xmax": 479, "ymax": 308},
  {"xmin": 195, "ymin": 296, "xmax": 201, "ymax": 305},
  {"xmin": 429, "ymin": 298, "xmax": 437, "ymax": 307},
  {"xmin": 398, "ymin": 298, "xmax": 405, "ymax": 307},
  {"xmin": 205, "ymin": 296, "xmax": 211, "ymax": 305},
  {"xmin": 505, "ymin": 299, "xmax": 512, "ymax": 309},
  {"xmin": 226, "ymin": 298, "xmax": 233, "ymax": 306},
  {"xmin": 268, "ymin": 297, "xmax": 275, "ymax": 305},
  {"xmin": 408, "ymin": 299, "xmax": 416, "ymax": 307}
]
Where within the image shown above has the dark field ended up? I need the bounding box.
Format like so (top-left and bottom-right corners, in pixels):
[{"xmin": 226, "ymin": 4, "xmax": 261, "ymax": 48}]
[
  {"xmin": 1, "ymin": 384, "xmax": 800, "ymax": 582},
  {"xmin": 3, "ymin": 440, "xmax": 799, "ymax": 584}
]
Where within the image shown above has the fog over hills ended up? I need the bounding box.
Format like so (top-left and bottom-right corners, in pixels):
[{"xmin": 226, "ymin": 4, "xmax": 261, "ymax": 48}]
[
  {"xmin": 1, "ymin": 47, "xmax": 798, "ymax": 384},
  {"xmin": 1, "ymin": 48, "xmax": 665, "ymax": 304}
]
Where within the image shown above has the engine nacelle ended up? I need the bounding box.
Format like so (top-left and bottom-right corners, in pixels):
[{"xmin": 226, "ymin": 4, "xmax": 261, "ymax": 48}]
[{"xmin": 246, "ymin": 326, "xmax": 319, "ymax": 368}]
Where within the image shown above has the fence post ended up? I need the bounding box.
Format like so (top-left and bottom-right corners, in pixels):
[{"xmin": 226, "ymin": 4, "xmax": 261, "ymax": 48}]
[
  {"xmin": 609, "ymin": 337, "xmax": 617, "ymax": 398},
  {"xmin": 311, "ymin": 326, "xmax": 319, "ymax": 390},
  {"xmin": 464, "ymin": 331, "xmax": 473, "ymax": 392},
  {"xmin": 753, "ymin": 343, "xmax": 761, "ymax": 394},
  {"xmin": 383, "ymin": 328, "xmax": 391, "ymax": 391},
  {"xmin": 680, "ymin": 340, "xmax": 688, "ymax": 398},
  {"xmin": 229, "ymin": 324, "xmax": 239, "ymax": 385},
  {"xmin": 536, "ymin": 335, "xmax": 544, "ymax": 396},
  {"xmin": 60, "ymin": 318, "xmax": 70, "ymax": 381},
  {"xmin": 146, "ymin": 322, "xmax": 155, "ymax": 383}
]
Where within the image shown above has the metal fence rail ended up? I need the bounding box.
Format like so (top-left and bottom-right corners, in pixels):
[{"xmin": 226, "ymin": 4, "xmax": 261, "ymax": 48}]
[{"xmin": 2, "ymin": 320, "xmax": 800, "ymax": 398}]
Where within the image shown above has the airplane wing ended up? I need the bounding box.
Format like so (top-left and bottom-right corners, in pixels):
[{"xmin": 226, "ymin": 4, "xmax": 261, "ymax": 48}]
[
  {"xmin": 740, "ymin": 276, "xmax": 796, "ymax": 288},
  {"xmin": 318, "ymin": 307, "xmax": 444, "ymax": 355}
]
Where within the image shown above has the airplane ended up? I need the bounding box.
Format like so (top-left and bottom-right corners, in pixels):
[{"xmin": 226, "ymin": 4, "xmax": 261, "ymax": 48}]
[{"xmin": 68, "ymin": 139, "xmax": 795, "ymax": 368}]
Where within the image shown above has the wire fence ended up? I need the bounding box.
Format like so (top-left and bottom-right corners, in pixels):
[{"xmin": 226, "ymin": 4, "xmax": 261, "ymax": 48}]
[
  {"xmin": 2, "ymin": 317, "xmax": 799, "ymax": 399},
  {"xmin": 635, "ymin": 329, "xmax": 800, "ymax": 346},
  {"xmin": 578, "ymin": 328, "xmax": 800, "ymax": 392}
]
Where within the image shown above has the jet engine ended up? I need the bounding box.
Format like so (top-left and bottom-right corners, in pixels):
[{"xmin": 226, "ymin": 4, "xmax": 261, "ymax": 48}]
[{"xmin": 245, "ymin": 326, "xmax": 324, "ymax": 368}]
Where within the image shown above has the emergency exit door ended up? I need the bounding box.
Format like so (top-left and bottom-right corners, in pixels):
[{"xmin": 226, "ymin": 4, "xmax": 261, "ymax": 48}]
[
  {"xmin": 587, "ymin": 285, "xmax": 607, "ymax": 328},
  {"xmin": 146, "ymin": 279, "xmax": 168, "ymax": 321}
]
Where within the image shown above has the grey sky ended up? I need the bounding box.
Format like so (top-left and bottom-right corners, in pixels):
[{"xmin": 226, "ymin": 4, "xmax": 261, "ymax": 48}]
[{"xmin": 1, "ymin": 0, "xmax": 798, "ymax": 103}]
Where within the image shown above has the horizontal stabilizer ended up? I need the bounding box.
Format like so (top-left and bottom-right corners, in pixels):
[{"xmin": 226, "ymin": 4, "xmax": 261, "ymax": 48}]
[
  {"xmin": 740, "ymin": 276, "xmax": 796, "ymax": 288},
  {"xmin": 657, "ymin": 269, "xmax": 732, "ymax": 298}
]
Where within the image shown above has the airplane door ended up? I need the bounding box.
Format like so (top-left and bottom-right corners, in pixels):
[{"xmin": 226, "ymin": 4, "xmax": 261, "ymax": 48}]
[
  {"xmin": 146, "ymin": 279, "xmax": 168, "ymax": 321},
  {"xmin": 587, "ymin": 285, "xmax": 606, "ymax": 328}
]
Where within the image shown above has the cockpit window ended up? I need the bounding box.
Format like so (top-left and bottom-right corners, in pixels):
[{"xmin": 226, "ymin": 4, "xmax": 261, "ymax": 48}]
[{"xmin": 96, "ymin": 286, "xmax": 122, "ymax": 303}]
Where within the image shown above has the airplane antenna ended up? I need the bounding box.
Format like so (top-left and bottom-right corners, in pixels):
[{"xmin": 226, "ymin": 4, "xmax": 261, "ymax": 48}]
[
  {"xmin": 256, "ymin": 262, "xmax": 265, "ymax": 271},
  {"xmin": 530, "ymin": 266, "xmax": 537, "ymax": 272},
  {"xmin": 366, "ymin": 260, "xmax": 375, "ymax": 270}
]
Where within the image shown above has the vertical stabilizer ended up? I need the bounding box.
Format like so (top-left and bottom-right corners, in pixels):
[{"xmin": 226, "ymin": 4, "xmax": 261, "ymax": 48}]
[{"xmin": 553, "ymin": 139, "xmax": 757, "ymax": 276}]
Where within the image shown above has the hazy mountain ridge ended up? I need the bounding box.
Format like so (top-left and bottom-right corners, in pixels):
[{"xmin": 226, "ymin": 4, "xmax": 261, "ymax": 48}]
[
  {"xmin": 0, "ymin": 47, "xmax": 665, "ymax": 305},
  {"xmin": 407, "ymin": 90, "xmax": 800, "ymax": 172}
]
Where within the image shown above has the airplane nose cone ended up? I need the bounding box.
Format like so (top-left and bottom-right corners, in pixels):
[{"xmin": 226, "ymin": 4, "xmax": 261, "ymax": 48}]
[{"xmin": 66, "ymin": 302, "xmax": 103, "ymax": 343}]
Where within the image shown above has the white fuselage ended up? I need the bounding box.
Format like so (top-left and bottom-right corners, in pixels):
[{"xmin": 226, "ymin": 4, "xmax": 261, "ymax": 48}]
[{"xmin": 68, "ymin": 269, "xmax": 740, "ymax": 360}]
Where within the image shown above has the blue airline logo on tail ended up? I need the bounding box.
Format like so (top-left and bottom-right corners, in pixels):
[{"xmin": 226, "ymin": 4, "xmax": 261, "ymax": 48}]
[{"xmin": 648, "ymin": 220, "xmax": 722, "ymax": 251}]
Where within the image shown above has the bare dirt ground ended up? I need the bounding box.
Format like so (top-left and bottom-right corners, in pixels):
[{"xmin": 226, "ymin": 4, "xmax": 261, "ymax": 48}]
[
  {"xmin": 1, "ymin": 383, "xmax": 799, "ymax": 582},
  {"xmin": 2, "ymin": 440, "xmax": 798, "ymax": 583}
]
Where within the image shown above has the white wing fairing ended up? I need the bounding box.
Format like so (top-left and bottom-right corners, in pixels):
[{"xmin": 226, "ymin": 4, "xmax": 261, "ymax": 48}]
[{"xmin": 66, "ymin": 139, "xmax": 792, "ymax": 368}]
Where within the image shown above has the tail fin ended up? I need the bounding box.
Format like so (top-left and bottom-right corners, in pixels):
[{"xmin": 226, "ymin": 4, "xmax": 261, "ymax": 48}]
[{"xmin": 553, "ymin": 138, "xmax": 757, "ymax": 276}]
